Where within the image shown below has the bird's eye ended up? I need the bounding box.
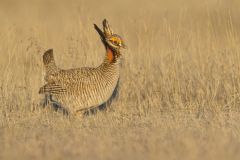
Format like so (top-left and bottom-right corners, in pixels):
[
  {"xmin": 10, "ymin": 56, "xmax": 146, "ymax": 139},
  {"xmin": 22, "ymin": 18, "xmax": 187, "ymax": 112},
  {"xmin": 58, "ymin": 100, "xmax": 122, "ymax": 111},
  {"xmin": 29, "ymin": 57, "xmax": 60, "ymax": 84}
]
[{"xmin": 112, "ymin": 40, "xmax": 118, "ymax": 45}]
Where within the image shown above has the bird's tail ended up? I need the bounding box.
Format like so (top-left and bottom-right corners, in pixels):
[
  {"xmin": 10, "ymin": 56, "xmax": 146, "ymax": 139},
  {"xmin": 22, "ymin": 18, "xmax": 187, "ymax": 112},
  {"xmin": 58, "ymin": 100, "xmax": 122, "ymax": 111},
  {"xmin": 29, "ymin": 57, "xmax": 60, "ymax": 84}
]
[{"xmin": 43, "ymin": 49, "xmax": 58, "ymax": 74}]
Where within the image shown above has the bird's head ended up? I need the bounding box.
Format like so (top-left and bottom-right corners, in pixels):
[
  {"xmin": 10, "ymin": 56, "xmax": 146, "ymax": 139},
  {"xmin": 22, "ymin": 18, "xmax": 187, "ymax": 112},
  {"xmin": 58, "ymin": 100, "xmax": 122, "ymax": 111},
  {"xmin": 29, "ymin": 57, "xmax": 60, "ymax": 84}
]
[
  {"xmin": 94, "ymin": 19, "xmax": 126, "ymax": 51},
  {"xmin": 106, "ymin": 34, "xmax": 127, "ymax": 50}
]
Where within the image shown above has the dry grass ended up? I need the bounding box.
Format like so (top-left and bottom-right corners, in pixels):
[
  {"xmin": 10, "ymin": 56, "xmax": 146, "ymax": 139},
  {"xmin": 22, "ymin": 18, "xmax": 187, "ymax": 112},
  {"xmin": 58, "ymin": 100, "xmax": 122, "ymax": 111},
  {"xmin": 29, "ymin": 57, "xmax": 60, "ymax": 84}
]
[{"xmin": 1, "ymin": 0, "xmax": 240, "ymax": 159}]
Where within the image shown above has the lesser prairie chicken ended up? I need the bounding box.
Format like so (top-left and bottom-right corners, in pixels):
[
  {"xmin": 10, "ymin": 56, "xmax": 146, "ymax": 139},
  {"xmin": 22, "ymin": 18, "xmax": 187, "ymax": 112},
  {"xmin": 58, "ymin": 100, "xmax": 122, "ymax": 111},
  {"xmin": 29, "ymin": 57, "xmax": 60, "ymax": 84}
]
[{"xmin": 39, "ymin": 19, "xmax": 126, "ymax": 115}]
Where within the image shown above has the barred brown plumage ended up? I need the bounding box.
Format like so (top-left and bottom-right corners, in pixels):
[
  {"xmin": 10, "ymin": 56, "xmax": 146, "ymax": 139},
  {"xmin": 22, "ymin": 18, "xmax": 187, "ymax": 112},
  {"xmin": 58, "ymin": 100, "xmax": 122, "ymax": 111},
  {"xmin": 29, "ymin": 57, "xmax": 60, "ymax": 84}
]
[{"xmin": 39, "ymin": 19, "xmax": 126, "ymax": 115}]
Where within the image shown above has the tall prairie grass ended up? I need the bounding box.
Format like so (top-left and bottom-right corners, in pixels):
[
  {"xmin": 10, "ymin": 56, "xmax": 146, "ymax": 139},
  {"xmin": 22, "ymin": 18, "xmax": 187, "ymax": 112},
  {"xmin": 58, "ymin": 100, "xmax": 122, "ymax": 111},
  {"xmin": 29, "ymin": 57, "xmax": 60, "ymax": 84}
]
[{"xmin": 0, "ymin": 0, "xmax": 240, "ymax": 159}]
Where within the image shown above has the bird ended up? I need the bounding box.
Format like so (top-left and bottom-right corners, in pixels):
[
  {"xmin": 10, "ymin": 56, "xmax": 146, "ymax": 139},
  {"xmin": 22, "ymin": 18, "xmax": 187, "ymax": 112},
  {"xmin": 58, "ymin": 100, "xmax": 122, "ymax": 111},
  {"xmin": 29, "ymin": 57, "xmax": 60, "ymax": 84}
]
[{"xmin": 39, "ymin": 19, "xmax": 126, "ymax": 115}]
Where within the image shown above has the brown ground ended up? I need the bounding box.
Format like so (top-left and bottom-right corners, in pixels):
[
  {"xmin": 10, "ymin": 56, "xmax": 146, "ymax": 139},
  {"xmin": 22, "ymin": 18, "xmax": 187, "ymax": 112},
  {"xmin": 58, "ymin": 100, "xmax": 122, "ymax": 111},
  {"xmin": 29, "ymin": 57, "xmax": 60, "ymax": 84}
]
[{"xmin": 1, "ymin": 0, "xmax": 240, "ymax": 159}]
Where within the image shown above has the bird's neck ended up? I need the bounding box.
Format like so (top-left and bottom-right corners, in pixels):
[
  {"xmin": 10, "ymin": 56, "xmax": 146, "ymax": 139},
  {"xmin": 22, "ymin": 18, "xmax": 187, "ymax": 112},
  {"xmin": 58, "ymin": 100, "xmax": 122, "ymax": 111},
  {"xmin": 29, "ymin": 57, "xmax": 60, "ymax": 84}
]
[
  {"xmin": 96, "ymin": 47, "xmax": 121, "ymax": 83},
  {"xmin": 103, "ymin": 46, "xmax": 120, "ymax": 64}
]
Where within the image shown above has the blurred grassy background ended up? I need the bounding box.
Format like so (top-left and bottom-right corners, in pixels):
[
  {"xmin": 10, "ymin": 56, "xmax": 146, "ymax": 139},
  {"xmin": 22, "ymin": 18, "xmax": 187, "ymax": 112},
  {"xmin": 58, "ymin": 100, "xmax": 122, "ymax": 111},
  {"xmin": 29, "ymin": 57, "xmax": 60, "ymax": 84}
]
[{"xmin": 1, "ymin": 0, "xmax": 240, "ymax": 159}]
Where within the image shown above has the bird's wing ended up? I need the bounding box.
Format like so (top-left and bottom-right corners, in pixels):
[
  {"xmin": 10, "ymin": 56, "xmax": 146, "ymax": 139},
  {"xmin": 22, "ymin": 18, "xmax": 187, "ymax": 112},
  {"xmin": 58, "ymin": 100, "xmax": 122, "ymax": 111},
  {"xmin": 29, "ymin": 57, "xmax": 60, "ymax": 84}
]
[
  {"xmin": 45, "ymin": 67, "xmax": 96, "ymax": 85},
  {"xmin": 39, "ymin": 82, "xmax": 66, "ymax": 95},
  {"xmin": 40, "ymin": 67, "xmax": 96, "ymax": 95}
]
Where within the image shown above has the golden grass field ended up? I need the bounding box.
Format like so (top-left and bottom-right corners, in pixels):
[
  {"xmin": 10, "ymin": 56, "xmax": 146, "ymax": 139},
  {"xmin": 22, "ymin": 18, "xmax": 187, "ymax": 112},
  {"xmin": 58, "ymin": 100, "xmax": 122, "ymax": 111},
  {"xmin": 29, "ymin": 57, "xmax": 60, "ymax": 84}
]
[{"xmin": 1, "ymin": 0, "xmax": 240, "ymax": 159}]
